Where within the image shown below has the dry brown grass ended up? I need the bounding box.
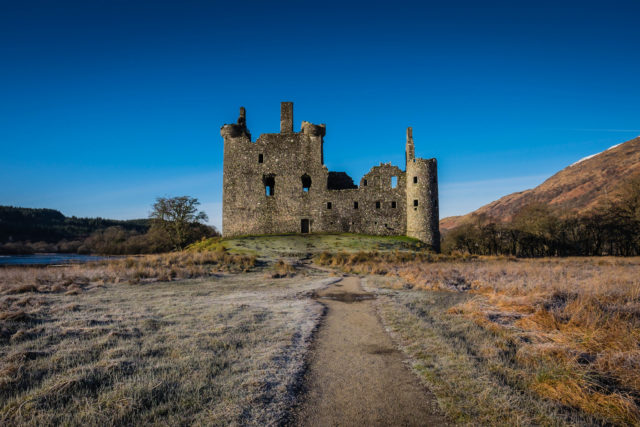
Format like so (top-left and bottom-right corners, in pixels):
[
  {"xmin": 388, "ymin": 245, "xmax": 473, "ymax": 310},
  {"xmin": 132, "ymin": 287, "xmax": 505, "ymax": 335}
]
[
  {"xmin": 0, "ymin": 251, "xmax": 256, "ymax": 297},
  {"xmin": 269, "ymin": 259, "xmax": 298, "ymax": 278},
  {"xmin": 322, "ymin": 253, "xmax": 640, "ymax": 425}
]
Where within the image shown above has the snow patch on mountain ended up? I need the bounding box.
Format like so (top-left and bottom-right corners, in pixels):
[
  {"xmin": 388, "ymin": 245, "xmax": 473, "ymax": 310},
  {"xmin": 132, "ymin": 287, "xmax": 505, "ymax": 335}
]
[{"xmin": 571, "ymin": 143, "xmax": 622, "ymax": 167}]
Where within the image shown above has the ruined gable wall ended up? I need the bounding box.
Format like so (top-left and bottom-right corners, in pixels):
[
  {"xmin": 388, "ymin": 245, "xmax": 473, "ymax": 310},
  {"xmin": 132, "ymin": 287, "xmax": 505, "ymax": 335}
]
[{"xmin": 315, "ymin": 165, "xmax": 407, "ymax": 235}]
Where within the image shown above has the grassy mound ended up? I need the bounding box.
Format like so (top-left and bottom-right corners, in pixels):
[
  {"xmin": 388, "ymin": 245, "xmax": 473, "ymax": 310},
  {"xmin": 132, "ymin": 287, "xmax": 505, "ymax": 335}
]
[{"xmin": 190, "ymin": 233, "xmax": 427, "ymax": 258}]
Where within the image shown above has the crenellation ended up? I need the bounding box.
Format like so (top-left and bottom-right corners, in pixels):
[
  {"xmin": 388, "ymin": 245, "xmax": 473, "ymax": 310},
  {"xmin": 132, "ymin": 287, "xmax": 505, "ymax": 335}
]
[{"xmin": 220, "ymin": 102, "xmax": 439, "ymax": 250}]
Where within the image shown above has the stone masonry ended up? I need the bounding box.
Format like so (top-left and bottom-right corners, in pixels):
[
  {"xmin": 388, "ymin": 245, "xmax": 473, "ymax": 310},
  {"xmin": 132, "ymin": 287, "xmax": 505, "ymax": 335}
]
[{"xmin": 220, "ymin": 102, "xmax": 440, "ymax": 251}]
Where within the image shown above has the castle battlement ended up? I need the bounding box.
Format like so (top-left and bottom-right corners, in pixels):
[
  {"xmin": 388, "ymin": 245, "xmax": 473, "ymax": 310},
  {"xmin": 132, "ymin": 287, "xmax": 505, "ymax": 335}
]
[{"xmin": 220, "ymin": 102, "xmax": 440, "ymax": 251}]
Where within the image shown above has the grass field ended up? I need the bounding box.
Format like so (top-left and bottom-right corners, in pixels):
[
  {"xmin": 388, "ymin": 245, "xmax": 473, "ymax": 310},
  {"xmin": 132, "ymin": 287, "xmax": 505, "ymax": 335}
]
[
  {"xmin": 2, "ymin": 235, "xmax": 639, "ymax": 425},
  {"xmin": 0, "ymin": 255, "xmax": 337, "ymax": 425}
]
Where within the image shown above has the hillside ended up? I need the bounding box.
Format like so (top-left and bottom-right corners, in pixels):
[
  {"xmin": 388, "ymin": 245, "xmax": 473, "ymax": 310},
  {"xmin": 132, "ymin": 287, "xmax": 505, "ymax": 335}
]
[
  {"xmin": 441, "ymin": 136, "xmax": 640, "ymax": 230},
  {"xmin": 0, "ymin": 206, "xmax": 150, "ymax": 243}
]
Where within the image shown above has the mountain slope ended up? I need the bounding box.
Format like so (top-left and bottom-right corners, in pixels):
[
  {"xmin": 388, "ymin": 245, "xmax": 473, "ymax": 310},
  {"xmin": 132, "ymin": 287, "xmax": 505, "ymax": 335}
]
[{"xmin": 441, "ymin": 136, "xmax": 640, "ymax": 230}]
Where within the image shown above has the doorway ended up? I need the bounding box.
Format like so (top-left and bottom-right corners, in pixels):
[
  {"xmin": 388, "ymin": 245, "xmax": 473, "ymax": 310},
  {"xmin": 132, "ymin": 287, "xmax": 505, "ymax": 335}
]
[{"xmin": 301, "ymin": 219, "xmax": 310, "ymax": 233}]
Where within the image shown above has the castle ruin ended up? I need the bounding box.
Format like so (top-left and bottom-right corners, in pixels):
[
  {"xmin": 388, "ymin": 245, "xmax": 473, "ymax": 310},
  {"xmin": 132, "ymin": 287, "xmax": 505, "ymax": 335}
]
[{"xmin": 220, "ymin": 102, "xmax": 440, "ymax": 251}]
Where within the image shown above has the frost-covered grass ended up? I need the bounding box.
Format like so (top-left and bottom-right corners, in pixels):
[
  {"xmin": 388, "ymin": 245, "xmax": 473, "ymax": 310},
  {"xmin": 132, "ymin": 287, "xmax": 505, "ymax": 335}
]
[{"xmin": 0, "ymin": 270, "xmax": 335, "ymax": 425}]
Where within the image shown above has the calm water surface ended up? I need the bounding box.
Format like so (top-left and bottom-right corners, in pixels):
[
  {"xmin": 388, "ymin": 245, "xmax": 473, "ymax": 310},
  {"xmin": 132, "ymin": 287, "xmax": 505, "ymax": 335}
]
[{"xmin": 0, "ymin": 254, "xmax": 114, "ymax": 266}]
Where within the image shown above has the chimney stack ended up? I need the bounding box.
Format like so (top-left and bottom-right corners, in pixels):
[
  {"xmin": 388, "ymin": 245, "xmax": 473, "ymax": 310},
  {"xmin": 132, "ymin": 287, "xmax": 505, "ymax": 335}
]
[
  {"xmin": 238, "ymin": 106, "xmax": 246, "ymax": 127},
  {"xmin": 406, "ymin": 126, "xmax": 415, "ymax": 166},
  {"xmin": 280, "ymin": 102, "xmax": 293, "ymax": 133}
]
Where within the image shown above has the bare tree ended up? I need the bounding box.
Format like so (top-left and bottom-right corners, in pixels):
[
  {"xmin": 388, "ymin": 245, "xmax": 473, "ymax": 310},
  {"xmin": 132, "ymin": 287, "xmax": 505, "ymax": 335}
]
[{"xmin": 150, "ymin": 196, "xmax": 209, "ymax": 250}]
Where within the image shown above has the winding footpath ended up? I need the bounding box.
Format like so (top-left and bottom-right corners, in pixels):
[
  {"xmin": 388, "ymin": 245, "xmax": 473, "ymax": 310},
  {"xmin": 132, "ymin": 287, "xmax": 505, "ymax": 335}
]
[{"xmin": 291, "ymin": 276, "xmax": 446, "ymax": 426}]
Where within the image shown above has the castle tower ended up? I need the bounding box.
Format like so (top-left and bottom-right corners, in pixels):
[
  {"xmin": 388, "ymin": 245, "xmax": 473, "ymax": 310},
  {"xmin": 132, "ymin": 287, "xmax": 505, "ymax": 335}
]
[
  {"xmin": 405, "ymin": 128, "xmax": 440, "ymax": 251},
  {"xmin": 220, "ymin": 107, "xmax": 252, "ymax": 236}
]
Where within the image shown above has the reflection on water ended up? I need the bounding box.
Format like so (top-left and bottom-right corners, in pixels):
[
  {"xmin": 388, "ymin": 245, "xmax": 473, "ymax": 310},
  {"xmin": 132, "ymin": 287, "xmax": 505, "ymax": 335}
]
[{"xmin": 0, "ymin": 254, "xmax": 114, "ymax": 266}]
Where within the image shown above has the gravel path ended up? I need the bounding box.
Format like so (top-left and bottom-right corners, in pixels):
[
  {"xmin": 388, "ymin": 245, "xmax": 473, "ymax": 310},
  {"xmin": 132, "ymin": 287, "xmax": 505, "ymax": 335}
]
[{"xmin": 291, "ymin": 276, "xmax": 446, "ymax": 426}]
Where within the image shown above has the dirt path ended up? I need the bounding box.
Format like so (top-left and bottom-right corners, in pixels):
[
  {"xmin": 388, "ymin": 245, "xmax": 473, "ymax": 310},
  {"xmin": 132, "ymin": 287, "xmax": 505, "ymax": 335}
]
[{"xmin": 291, "ymin": 276, "xmax": 446, "ymax": 426}]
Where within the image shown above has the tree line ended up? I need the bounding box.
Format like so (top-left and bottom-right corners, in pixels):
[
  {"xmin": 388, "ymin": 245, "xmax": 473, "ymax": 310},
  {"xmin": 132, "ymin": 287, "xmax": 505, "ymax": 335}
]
[
  {"xmin": 0, "ymin": 206, "xmax": 150, "ymax": 243},
  {"xmin": 442, "ymin": 175, "xmax": 640, "ymax": 257},
  {"xmin": 0, "ymin": 197, "xmax": 218, "ymax": 255}
]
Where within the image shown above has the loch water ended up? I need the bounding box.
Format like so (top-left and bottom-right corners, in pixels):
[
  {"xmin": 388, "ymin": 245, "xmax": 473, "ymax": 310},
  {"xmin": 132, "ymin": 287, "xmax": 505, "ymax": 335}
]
[{"xmin": 0, "ymin": 254, "xmax": 114, "ymax": 266}]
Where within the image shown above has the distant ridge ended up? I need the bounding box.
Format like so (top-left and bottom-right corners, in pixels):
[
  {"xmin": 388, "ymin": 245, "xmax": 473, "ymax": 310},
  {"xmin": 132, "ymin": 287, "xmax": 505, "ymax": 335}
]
[{"xmin": 441, "ymin": 136, "xmax": 640, "ymax": 230}]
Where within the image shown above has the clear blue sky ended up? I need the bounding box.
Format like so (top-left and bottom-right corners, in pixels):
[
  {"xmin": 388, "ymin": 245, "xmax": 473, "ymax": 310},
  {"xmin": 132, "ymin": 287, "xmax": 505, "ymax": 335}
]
[{"xmin": 2, "ymin": 0, "xmax": 639, "ymax": 231}]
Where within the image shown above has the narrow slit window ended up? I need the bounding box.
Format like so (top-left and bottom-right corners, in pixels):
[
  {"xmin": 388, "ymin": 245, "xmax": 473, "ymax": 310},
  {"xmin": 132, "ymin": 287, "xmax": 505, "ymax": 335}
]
[
  {"xmin": 413, "ymin": 176, "xmax": 418, "ymax": 184},
  {"xmin": 301, "ymin": 174, "xmax": 311, "ymax": 192},
  {"xmin": 363, "ymin": 179, "xmax": 368, "ymax": 186},
  {"xmin": 327, "ymin": 202, "xmax": 332, "ymax": 209},
  {"xmin": 391, "ymin": 176, "xmax": 397, "ymax": 188},
  {"xmin": 258, "ymin": 153, "xmax": 263, "ymax": 163},
  {"xmin": 413, "ymin": 199, "xmax": 419, "ymax": 207},
  {"xmin": 391, "ymin": 201, "xmax": 397, "ymax": 208},
  {"xmin": 354, "ymin": 201, "xmax": 359, "ymax": 209},
  {"xmin": 375, "ymin": 201, "xmax": 381, "ymax": 209}
]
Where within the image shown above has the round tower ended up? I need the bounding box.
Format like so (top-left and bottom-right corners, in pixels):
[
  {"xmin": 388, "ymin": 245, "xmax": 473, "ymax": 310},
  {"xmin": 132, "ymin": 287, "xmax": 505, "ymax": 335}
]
[{"xmin": 405, "ymin": 128, "xmax": 440, "ymax": 251}]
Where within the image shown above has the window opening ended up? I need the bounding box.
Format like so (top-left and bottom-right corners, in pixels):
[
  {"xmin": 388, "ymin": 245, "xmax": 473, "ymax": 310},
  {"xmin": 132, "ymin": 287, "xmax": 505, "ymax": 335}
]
[
  {"xmin": 375, "ymin": 201, "xmax": 381, "ymax": 209},
  {"xmin": 258, "ymin": 153, "xmax": 263, "ymax": 163},
  {"xmin": 327, "ymin": 202, "xmax": 332, "ymax": 209},
  {"xmin": 413, "ymin": 199, "xmax": 419, "ymax": 207},
  {"xmin": 413, "ymin": 176, "xmax": 418, "ymax": 184},
  {"xmin": 301, "ymin": 174, "xmax": 311, "ymax": 192},
  {"xmin": 391, "ymin": 201, "xmax": 397, "ymax": 208},
  {"xmin": 263, "ymin": 175, "xmax": 275, "ymax": 196},
  {"xmin": 363, "ymin": 179, "xmax": 367, "ymax": 186},
  {"xmin": 354, "ymin": 201, "xmax": 359, "ymax": 209},
  {"xmin": 391, "ymin": 176, "xmax": 397, "ymax": 188}
]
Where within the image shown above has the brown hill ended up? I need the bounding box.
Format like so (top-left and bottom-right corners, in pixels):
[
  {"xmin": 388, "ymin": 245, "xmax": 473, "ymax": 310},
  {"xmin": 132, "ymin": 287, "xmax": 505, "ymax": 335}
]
[{"xmin": 441, "ymin": 136, "xmax": 640, "ymax": 231}]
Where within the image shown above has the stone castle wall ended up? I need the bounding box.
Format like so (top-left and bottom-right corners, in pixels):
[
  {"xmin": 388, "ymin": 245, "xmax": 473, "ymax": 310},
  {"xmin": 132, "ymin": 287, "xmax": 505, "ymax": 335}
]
[{"xmin": 221, "ymin": 102, "xmax": 439, "ymax": 250}]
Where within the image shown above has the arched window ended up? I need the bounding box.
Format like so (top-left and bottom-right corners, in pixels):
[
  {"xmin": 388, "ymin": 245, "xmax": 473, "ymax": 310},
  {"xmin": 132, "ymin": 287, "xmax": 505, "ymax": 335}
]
[
  {"xmin": 263, "ymin": 174, "xmax": 275, "ymax": 196},
  {"xmin": 301, "ymin": 174, "xmax": 311, "ymax": 192}
]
